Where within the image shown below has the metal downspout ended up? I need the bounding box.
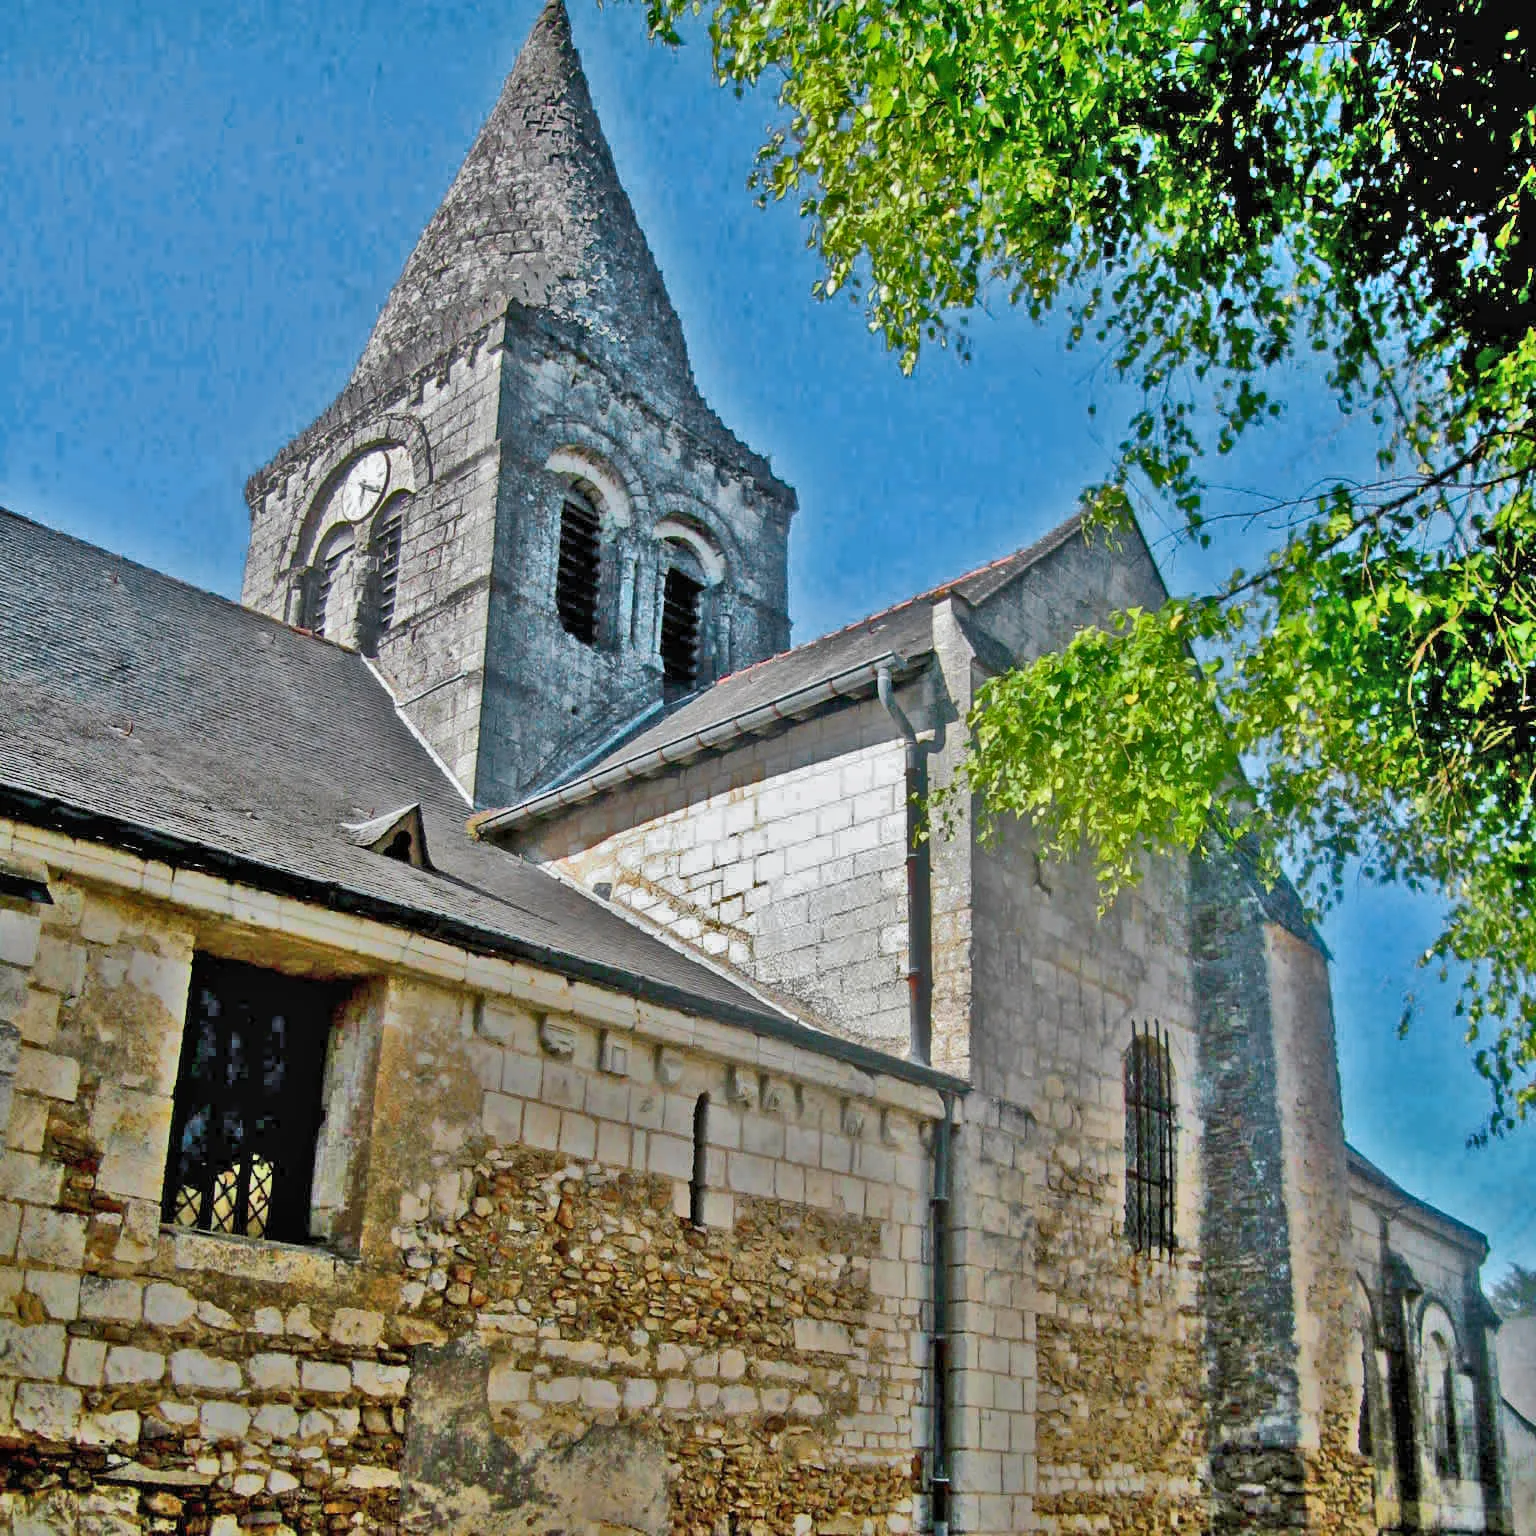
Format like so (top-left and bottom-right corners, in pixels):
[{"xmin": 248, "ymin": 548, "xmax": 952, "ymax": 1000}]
[
  {"xmin": 930, "ymin": 1094, "xmax": 954, "ymax": 1536},
  {"xmin": 877, "ymin": 661, "xmax": 949, "ymax": 1531},
  {"xmin": 876, "ymin": 662, "xmax": 932, "ymax": 1067}
]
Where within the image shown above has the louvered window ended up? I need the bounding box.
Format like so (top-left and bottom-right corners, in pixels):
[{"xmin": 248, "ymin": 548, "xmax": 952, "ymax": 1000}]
[
  {"xmin": 162, "ymin": 955, "xmax": 334, "ymax": 1246},
  {"xmin": 312, "ymin": 549, "xmax": 346, "ymax": 636},
  {"xmin": 556, "ymin": 489, "xmax": 603, "ymax": 644},
  {"xmin": 374, "ymin": 511, "xmax": 404, "ymax": 631},
  {"xmin": 661, "ymin": 565, "xmax": 704, "ymax": 685},
  {"xmin": 309, "ymin": 524, "xmax": 355, "ymax": 638},
  {"xmin": 1125, "ymin": 1021, "xmax": 1176, "ymax": 1256}
]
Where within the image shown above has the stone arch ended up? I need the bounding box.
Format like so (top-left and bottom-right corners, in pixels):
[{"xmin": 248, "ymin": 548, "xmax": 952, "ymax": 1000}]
[
  {"xmin": 653, "ymin": 515, "xmax": 726, "ymax": 586},
  {"xmin": 1353, "ymin": 1274, "xmax": 1385, "ymax": 1460},
  {"xmin": 1417, "ymin": 1299, "xmax": 1464, "ymax": 1482},
  {"xmin": 544, "ymin": 445, "xmax": 634, "ymax": 531},
  {"xmin": 532, "ymin": 418, "xmax": 651, "ymax": 525},
  {"xmin": 284, "ymin": 416, "xmax": 431, "ymax": 573}
]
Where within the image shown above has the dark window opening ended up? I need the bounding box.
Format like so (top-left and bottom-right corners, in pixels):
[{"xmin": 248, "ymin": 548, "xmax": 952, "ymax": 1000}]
[
  {"xmin": 1436, "ymin": 1361, "xmax": 1461, "ymax": 1480},
  {"xmin": 1358, "ymin": 1341, "xmax": 1374, "ymax": 1456},
  {"xmin": 381, "ymin": 828, "xmax": 413, "ymax": 862},
  {"xmin": 374, "ymin": 510, "xmax": 404, "ymax": 632},
  {"xmin": 556, "ymin": 489, "xmax": 603, "ymax": 644},
  {"xmin": 661, "ymin": 566, "xmax": 704, "ymax": 685},
  {"xmin": 1125, "ymin": 1020, "xmax": 1176, "ymax": 1256},
  {"xmin": 690, "ymin": 1093, "xmax": 709, "ymax": 1226},
  {"xmin": 162, "ymin": 954, "xmax": 336, "ymax": 1246}
]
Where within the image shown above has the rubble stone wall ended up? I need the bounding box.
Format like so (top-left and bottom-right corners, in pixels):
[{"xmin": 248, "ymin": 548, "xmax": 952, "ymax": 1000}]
[{"xmin": 0, "ymin": 818, "xmax": 941, "ymax": 1535}]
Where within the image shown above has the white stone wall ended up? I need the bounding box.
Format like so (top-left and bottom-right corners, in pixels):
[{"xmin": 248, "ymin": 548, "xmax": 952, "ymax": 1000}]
[{"xmin": 528, "ymin": 701, "xmax": 915, "ymax": 1053}]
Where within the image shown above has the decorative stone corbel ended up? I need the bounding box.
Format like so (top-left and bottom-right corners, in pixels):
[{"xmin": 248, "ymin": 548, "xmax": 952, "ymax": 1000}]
[
  {"xmin": 759, "ymin": 1076, "xmax": 790, "ymax": 1115},
  {"xmin": 726, "ymin": 1065, "xmax": 756, "ymax": 1106},
  {"xmin": 599, "ymin": 1032, "xmax": 630, "ymax": 1077},
  {"xmin": 538, "ymin": 1016, "xmax": 576, "ymax": 1060},
  {"xmin": 841, "ymin": 1100, "xmax": 867, "ymax": 1140},
  {"xmin": 655, "ymin": 1047, "xmax": 685, "ymax": 1087}
]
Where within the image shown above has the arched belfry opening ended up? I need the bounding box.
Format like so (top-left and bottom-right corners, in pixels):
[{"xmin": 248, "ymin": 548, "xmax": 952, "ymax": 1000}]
[{"xmin": 241, "ymin": 0, "xmax": 795, "ymax": 808}]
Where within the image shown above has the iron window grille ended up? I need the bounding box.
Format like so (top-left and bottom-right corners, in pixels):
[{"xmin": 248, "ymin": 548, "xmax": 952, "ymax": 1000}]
[
  {"xmin": 661, "ymin": 565, "xmax": 704, "ymax": 685},
  {"xmin": 556, "ymin": 489, "xmax": 603, "ymax": 644},
  {"xmin": 374, "ymin": 510, "xmax": 405, "ymax": 631},
  {"xmin": 1125, "ymin": 1020, "xmax": 1176, "ymax": 1256},
  {"xmin": 162, "ymin": 954, "xmax": 335, "ymax": 1245}
]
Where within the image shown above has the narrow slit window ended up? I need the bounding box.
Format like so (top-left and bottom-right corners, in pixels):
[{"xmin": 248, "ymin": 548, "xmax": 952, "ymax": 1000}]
[
  {"xmin": 556, "ymin": 488, "xmax": 603, "ymax": 644},
  {"xmin": 163, "ymin": 955, "xmax": 335, "ymax": 1246},
  {"xmin": 690, "ymin": 1093, "xmax": 709, "ymax": 1226},
  {"xmin": 374, "ymin": 510, "xmax": 404, "ymax": 631},
  {"xmin": 1125, "ymin": 1021, "xmax": 1176, "ymax": 1256},
  {"xmin": 661, "ymin": 565, "xmax": 703, "ymax": 685}
]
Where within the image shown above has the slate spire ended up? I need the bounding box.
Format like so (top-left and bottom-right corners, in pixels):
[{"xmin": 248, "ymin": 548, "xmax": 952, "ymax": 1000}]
[{"xmin": 352, "ymin": 0, "xmax": 700, "ymax": 410}]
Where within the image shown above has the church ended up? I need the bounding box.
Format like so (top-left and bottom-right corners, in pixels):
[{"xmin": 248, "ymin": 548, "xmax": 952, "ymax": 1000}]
[{"xmin": 0, "ymin": 3, "xmax": 1518, "ymax": 1532}]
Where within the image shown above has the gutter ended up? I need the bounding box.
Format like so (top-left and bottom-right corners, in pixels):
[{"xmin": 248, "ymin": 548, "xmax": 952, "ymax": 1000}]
[
  {"xmin": 471, "ymin": 650, "xmax": 925, "ymax": 840},
  {"xmin": 0, "ymin": 781, "xmax": 969, "ymax": 1099},
  {"xmin": 877, "ymin": 661, "xmax": 934, "ymax": 1067}
]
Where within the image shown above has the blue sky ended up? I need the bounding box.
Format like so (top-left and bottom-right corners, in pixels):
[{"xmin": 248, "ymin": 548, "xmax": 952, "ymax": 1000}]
[{"xmin": 3, "ymin": 0, "xmax": 1532, "ymax": 1277}]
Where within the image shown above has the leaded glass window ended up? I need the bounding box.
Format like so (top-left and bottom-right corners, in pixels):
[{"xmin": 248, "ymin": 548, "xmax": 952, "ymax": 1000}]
[{"xmin": 162, "ymin": 955, "xmax": 334, "ymax": 1245}]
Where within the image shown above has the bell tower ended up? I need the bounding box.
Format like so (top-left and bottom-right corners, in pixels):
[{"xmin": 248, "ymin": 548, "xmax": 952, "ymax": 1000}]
[{"xmin": 241, "ymin": 0, "xmax": 795, "ymax": 807}]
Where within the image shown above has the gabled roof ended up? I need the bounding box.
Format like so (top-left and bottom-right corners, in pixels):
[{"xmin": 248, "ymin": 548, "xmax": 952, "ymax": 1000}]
[
  {"xmin": 1347, "ymin": 1143, "xmax": 1489, "ymax": 1255},
  {"xmin": 474, "ymin": 513, "xmax": 1086, "ymax": 837},
  {"xmin": 0, "ymin": 506, "xmax": 963, "ymax": 1092}
]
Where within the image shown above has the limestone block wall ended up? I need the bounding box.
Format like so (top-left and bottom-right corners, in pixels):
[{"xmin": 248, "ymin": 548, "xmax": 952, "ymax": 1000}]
[
  {"xmin": 961, "ymin": 813, "xmax": 1207, "ymax": 1536},
  {"xmin": 1350, "ymin": 1170, "xmax": 1509, "ymax": 1534},
  {"xmin": 243, "ymin": 322, "xmax": 507, "ymax": 797},
  {"xmin": 523, "ymin": 700, "xmax": 914, "ymax": 1053},
  {"xmin": 0, "ymin": 817, "xmax": 943, "ymax": 1535},
  {"xmin": 477, "ymin": 320, "xmax": 795, "ymax": 807}
]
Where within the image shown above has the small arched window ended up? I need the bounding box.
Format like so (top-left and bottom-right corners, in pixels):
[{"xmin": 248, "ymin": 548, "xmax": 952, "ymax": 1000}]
[
  {"xmin": 556, "ymin": 484, "xmax": 604, "ymax": 645},
  {"xmin": 372, "ymin": 498, "xmax": 407, "ymax": 634},
  {"xmin": 308, "ymin": 524, "xmax": 355, "ymax": 638},
  {"xmin": 1422, "ymin": 1323, "xmax": 1461, "ymax": 1480},
  {"xmin": 660, "ymin": 543, "xmax": 705, "ymax": 686},
  {"xmin": 1125, "ymin": 1021, "xmax": 1175, "ymax": 1256}
]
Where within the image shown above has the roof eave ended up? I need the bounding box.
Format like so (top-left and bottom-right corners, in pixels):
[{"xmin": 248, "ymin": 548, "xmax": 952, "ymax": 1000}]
[
  {"xmin": 470, "ymin": 648, "xmax": 928, "ymax": 841},
  {"xmin": 0, "ymin": 780, "xmax": 968, "ymax": 1098}
]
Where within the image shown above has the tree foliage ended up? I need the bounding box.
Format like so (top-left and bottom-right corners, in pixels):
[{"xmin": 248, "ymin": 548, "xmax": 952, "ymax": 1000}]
[
  {"xmin": 638, "ymin": 0, "xmax": 1536, "ymax": 1135},
  {"xmin": 1491, "ymin": 1262, "xmax": 1536, "ymax": 1318}
]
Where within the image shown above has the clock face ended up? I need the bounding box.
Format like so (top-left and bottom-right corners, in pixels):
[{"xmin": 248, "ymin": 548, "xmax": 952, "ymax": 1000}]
[{"xmin": 338, "ymin": 449, "xmax": 392, "ymax": 524}]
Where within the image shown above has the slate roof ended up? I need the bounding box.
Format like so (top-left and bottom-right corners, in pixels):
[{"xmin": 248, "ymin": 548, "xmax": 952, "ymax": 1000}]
[
  {"xmin": 351, "ymin": 2, "xmax": 740, "ymax": 456},
  {"xmin": 0, "ymin": 507, "xmax": 866, "ymax": 1041},
  {"xmin": 480, "ymin": 512, "xmax": 1086, "ymax": 832}
]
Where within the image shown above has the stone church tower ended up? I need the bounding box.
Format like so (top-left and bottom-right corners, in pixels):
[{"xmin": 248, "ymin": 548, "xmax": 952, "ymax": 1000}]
[{"xmin": 241, "ymin": 0, "xmax": 796, "ymax": 808}]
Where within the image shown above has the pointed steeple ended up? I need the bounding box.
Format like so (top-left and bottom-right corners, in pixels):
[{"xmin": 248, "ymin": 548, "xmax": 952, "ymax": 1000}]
[{"xmin": 352, "ymin": 0, "xmax": 702, "ymax": 413}]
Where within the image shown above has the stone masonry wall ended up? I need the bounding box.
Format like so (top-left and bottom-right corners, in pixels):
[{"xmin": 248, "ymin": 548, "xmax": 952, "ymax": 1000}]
[
  {"xmin": 1265, "ymin": 926, "xmax": 1375, "ymax": 1536},
  {"xmin": 960, "ymin": 811, "xmax": 1207, "ymax": 1536},
  {"xmin": 0, "ymin": 817, "xmax": 941, "ymax": 1535},
  {"xmin": 524, "ymin": 699, "xmax": 914, "ymax": 1054},
  {"xmin": 243, "ymin": 322, "xmax": 506, "ymax": 798}
]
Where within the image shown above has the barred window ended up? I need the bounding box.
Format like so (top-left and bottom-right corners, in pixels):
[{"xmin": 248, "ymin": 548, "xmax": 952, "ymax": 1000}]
[
  {"xmin": 556, "ymin": 486, "xmax": 603, "ymax": 644},
  {"xmin": 163, "ymin": 955, "xmax": 335, "ymax": 1245},
  {"xmin": 1125, "ymin": 1021, "xmax": 1176, "ymax": 1256}
]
